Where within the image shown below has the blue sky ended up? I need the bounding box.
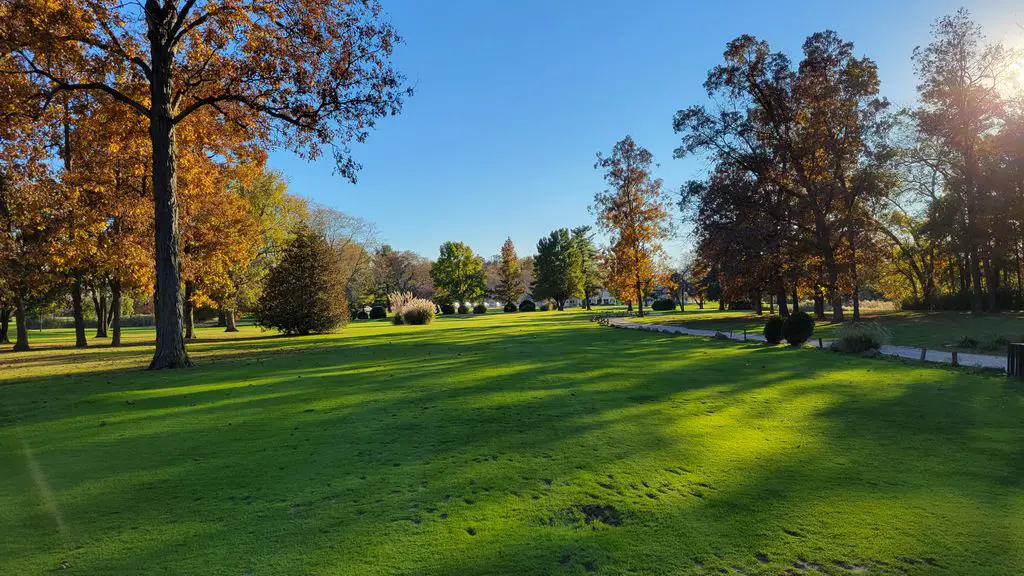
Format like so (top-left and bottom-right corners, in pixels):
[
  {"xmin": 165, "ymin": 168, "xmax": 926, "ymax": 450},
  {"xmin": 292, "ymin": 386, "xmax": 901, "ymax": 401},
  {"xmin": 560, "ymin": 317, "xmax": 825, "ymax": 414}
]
[{"xmin": 267, "ymin": 0, "xmax": 1024, "ymax": 261}]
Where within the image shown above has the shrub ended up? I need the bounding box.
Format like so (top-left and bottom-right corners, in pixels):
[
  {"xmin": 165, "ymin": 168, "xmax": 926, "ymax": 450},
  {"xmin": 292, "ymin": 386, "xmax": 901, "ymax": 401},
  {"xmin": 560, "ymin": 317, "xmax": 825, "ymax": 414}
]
[
  {"xmin": 401, "ymin": 304, "xmax": 435, "ymax": 325},
  {"xmin": 370, "ymin": 305, "xmax": 387, "ymax": 319},
  {"xmin": 836, "ymin": 321, "xmax": 891, "ymax": 353},
  {"xmin": 782, "ymin": 311, "xmax": 814, "ymax": 346},
  {"xmin": 519, "ymin": 300, "xmax": 536, "ymax": 312},
  {"xmin": 473, "ymin": 304, "xmax": 487, "ymax": 314},
  {"xmin": 539, "ymin": 303, "xmax": 551, "ymax": 312},
  {"xmin": 388, "ymin": 292, "xmax": 436, "ymax": 325},
  {"xmin": 651, "ymin": 298, "xmax": 676, "ymax": 311},
  {"xmin": 356, "ymin": 310, "xmax": 369, "ymax": 320},
  {"xmin": 254, "ymin": 228, "xmax": 348, "ymax": 335},
  {"xmin": 457, "ymin": 304, "xmax": 470, "ymax": 314},
  {"xmin": 957, "ymin": 335, "xmax": 978, "ymax": 349},
  {"xmin": 504, "ymin": 303, "xmax": 518, "ymax": 313},
  {"xmin": 763, "ymin": 315, "xmax": 784, "ymax": 345},
  {"xmin": 728, "ymin": 300, "xmax": 752, "ymax": 311},
  {"xmin": 440, "ymin": 303, "xmax": 456, "ymax": 315}
]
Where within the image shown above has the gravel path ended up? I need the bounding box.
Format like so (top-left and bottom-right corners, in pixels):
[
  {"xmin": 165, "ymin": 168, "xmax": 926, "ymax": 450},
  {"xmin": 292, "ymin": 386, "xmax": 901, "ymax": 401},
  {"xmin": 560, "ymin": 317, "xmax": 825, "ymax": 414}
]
[{"xmin": 607, "ymin": 318, "xmax": 1006, "ymax": 371}]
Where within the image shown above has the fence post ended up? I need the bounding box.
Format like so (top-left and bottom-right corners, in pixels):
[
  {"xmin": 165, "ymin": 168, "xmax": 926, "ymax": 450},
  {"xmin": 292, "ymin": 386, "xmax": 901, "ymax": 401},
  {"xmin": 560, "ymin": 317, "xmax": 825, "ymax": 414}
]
[
  {"xmin": 743, "ymin": 329, "xmax": 747, "ymax": 341},
  {"xmin": 920, "ymin": 348, "xmax": 926, "ymax": 364},
  {"xmin": 817, "ymin": 338, "xmax": 823, "ymax": 349},
  {"xmin": 951, "ymin": 351, "xmax": 959, "ymax": 368},
  {"xmin": 1008, "ymin": 343, "xmax": 1024, "ymax": 378}
]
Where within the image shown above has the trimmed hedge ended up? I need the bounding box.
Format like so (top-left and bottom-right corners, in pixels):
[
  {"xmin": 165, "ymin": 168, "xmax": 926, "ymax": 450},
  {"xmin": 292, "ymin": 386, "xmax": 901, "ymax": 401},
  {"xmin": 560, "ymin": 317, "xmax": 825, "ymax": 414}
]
[
  {"xmin": 356, "ymin": 310, "xmax": 369, "ymax": 320},
  {"xmin": 783, "ymin": 311, "xmax": 815, "ymax": 346},
  {"xmin": 539, "ymin": 303, "xmax": 551, "ymax": 312},
  {"xmin": 440, "ymin": 303, "xmax": 456, "ymax": 315},
  {"xmin": 457, "ymin": 304, "xmax": 470, "ymax": 314},
  {"xmin": 519, "ymin": 300, "xmax": 536, "ymax": 312},
  {"xmin": 370, "ymin": 305, "xmax": 387, "ymax": 319},
  {"xmin": 473, "ymin": 304, "xmax": 487, "ymax": 314},
  {"xmin": 651, "ymin": 298, "xmax": 676, "ymax": 311},
  {"xmin": 503, "ymin": 303, "xmax": 518, "ymax": 313},
  {"xmin": 763, "ymin": 315, "xmax": 784, "ymax": 345}
]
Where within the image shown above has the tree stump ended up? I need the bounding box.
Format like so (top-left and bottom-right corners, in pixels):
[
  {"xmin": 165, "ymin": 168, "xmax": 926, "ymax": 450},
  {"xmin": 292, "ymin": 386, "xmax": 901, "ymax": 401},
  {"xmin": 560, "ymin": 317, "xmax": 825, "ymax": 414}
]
[{"xmin": 1008, "ymin": 343, "xmax": 1024, "ymax": 378}]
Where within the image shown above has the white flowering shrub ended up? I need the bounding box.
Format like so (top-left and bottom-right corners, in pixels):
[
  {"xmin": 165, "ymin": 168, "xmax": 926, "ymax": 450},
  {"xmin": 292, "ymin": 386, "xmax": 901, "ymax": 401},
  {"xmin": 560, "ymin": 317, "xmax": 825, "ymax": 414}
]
[{"xmin": 388, "ymin": 292, "xmax": 436, "ymax": 325}]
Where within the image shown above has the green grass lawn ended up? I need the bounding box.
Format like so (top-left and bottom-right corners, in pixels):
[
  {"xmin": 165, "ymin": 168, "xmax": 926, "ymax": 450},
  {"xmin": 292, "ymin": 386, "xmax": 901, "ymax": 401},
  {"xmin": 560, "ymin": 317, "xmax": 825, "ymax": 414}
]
[
  {"xmin": 2, "ymin": 311, "xmax": 1023, "ymax": 575},
  {"xmin": 635, "ymin": 307, "xmax": 1024, "ymax": 353}
]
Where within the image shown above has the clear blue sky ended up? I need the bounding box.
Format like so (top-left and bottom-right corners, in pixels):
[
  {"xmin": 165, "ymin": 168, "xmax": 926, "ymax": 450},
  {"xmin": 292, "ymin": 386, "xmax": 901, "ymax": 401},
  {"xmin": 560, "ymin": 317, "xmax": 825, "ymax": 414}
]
[{"xmin": 267, "ymin": 0, "xmax": 1024, "ymax": 261}]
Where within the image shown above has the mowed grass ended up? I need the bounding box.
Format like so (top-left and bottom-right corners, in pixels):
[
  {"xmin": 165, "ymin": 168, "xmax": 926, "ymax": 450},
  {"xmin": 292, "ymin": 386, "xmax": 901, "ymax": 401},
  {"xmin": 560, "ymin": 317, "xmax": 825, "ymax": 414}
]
[
  {"xmin": 636, "ymin": 307, "xmax": 1024, "ymax": 352},
  {"xmin": 2, "ymin": 311, "xmax": 1023, "ymax": 575}
]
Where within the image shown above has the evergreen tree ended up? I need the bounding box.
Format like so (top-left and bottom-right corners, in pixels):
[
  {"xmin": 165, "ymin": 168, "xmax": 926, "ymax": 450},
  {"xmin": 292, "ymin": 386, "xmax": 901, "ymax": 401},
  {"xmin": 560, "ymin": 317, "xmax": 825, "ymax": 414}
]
[
  {"xmin": 255, "ymin": 226, "xmax": 349, "ymax": 335},
  {"xmin": 495, "ymin": 238, "xmax": 525, "ymax": 305},
  {"xmin": 533, "ymin": 229, "xmax": 583, "ymax": 310}
]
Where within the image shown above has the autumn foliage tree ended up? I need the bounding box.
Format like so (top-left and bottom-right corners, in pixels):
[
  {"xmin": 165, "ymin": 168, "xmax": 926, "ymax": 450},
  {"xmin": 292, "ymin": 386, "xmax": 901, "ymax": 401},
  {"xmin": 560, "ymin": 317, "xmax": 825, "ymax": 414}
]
[
  {"xmin": 593, "ymin": 136, "xmax": 671, "ymax": 317},
  {"xmin": 2, "ymin": 0, "xmax": 407, "ymax": 368}
]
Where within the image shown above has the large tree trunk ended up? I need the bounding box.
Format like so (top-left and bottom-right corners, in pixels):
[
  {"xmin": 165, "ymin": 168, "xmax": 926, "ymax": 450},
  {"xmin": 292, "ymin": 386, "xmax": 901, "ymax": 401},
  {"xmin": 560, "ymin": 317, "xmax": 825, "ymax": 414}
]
[
  {"xmin": 753, "ymin": 291, "xmax": 763, "ymax": 315},
  {"xmin": 791, "ymin": 286, "xmax": 799, "ymax": 313},
  {"xmin": 679, "ymin": 284, "xmax": 685, "ymax": 312},
  {"xmin": 110, "ymin": 280, "xmax": 123, "ymax": 347},
  {"xmin": 148, "ymin": 6, "xmax": 192, "ymax": 369},
  {"xmin": 984, "ymin": 258, "xmax": 998, "ymax": 312},
  {"xmin": 0, "ymin": 307, "xmax": 10, "ymax": 344},
  {"xmin": 94, "ymin": 291, "xmax": 108, "ymax": 338},
  {"xmin": 225, "ymin": 309, "xmax": 239, "ymax": 332},
  {"xmin": 183, "ymin": 282, "xmax": 196, "ymax": 340},
  {"xmin": 776, "ymin": 280, "xmax": 789, "ymax": 317},
  {"xmin": 813, "ymin": 209, "xmax": 843, "ymax": 322},
  {"xmin": 813, "ymin": 289, "xmax": 826, "ymax": 320},
  {"xmin": 634, "ymin": 282, "xmax": 645, "ymax": 318},
  {"xmin": 217, "ymin": 308, "xmax": 226, "ymax": 327},
  {"xmin": 13, "ymin": 290, "xmax": 29, "ymax": 351},
  {"xmin": 71, "ymin": 279, "xmax": 88, "ymax": 348}
]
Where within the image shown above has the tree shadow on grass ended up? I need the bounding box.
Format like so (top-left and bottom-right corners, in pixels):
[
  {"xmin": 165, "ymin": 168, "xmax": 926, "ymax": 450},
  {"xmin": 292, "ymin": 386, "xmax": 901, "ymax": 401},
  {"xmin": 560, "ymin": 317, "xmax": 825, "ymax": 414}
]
[{"xmin": 3, "ymin": 318, "xmax": 1022, "ymax": 574}]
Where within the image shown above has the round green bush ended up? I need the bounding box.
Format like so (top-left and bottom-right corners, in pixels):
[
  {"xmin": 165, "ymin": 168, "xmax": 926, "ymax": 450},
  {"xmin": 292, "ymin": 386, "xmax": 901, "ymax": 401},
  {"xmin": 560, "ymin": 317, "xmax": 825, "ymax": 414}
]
[
  {"xmin": 519, "ymin": 300, "xmax": 536, "ymax": 312},
  {"xmin": 539, "ymin": 303, "xmax": 551, "ymax": 312},
  {"xmin": 440, "ymin": 303, "xmax": 456, "ymax": 315},
  {"xmin": 369, "ymin": 305, "xmax": 387, "ymax": 319},
  {"xmin": 473, "ymin": 304, "xmax": 487, "ymax": 314},
  {"xmin": 356, "ymin": 310, "xmax": 369, "ymax": 320},
  {"xmin": 763, "ymin": 315, "xmax": 784, "ymax": 345},
  {"xmin": 457, "ymin": 304, "xmax": 470, "ymax": 314},
  {"xmin": 782, "ymin": 311, "xmax": 815, "ymax": 346},
  {"xmin": 503, "ymin": 303, "xmax": 517, "ymax": 313},
  {"xmin": 651, "ymin": 298, "xmax": 676, "ymax": 311},
  {"xmin": 401, "ymin": 306, "xmax": 435, "ymax": 325}
]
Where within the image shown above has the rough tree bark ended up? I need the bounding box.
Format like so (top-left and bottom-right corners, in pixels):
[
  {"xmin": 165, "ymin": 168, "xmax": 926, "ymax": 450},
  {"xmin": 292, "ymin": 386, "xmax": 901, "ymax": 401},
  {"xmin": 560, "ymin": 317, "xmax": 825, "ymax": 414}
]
[
  {"xmin": 225, "ymin": 309, "xmax": 238, "ymax": 332},
  {"xmin": 71, "ymin": 279, "xmax": 88, "ymax": 347},
  {"xmin": 147, "ymin": 2, "xmax": 192, "ymax": 368},
  {"xmin": 791, "ymin": 286, "xmax": 800, "ymax": 313},
  {"xmin": 776, "ymin": 280, "xmax": 789, "ymax": 317}
]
